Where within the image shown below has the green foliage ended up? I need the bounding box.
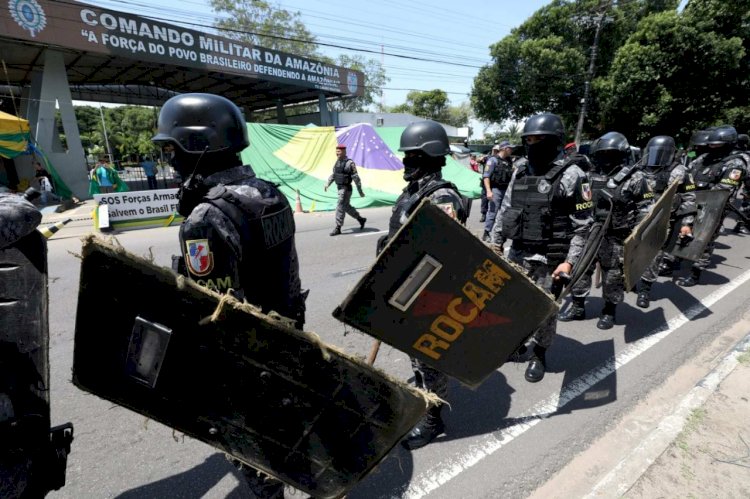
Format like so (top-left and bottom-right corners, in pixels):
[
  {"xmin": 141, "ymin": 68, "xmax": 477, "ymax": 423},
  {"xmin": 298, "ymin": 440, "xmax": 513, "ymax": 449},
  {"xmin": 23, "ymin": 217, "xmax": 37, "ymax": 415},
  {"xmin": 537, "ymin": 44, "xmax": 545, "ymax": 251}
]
[
  {"xmin": 389, "ymin": 90, "xmax": 470, "ymax": 128},
  {"xmin": 597, "ymin": 0, "xmax": 747, "ymax": 143},
  {"xmin": 211, "ymin": 0, "xmax": 319, "ymax": 57},
  {"xmin": 471, "ymin": 0, "xmax": 681, "ymax": 138},
  {"xmin": 329, "ymin": 55, "xmax": 389, "ymax": 112},
  {"xmin": 74, "ymin": 105, "xmax": 159, "ymax": 161},
  {"xmin": 210, "ymin": 1, "xmax": 388, "ymax": 113}
]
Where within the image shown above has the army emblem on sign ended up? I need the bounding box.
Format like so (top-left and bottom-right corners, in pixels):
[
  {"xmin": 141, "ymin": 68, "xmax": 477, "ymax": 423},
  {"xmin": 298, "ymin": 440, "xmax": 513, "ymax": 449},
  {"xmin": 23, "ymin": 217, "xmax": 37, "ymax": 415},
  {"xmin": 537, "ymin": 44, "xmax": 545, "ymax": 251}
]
[
  {"xmin": 9, "ymin": 0, "xmax": 47, "ymax": 37},
  {"xmin": 347, "ymin": 72, "xmax": 359, "ymax": 94},
  {"xmin": 185, "ymin": 239, "xmax": 214, "ymax": 276},
  {"xmin": 581, "ymin": 182, "xmax": 592, "ymax": 201}
]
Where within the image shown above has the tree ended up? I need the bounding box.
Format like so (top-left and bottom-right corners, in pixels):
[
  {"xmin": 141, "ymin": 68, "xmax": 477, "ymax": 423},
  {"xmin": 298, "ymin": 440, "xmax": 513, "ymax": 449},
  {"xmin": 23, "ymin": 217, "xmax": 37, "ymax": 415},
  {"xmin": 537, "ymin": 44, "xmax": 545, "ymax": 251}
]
[
  {"xmin": 211, "ymin": 0, "xmax": 319, "ymax": 57},
  {"xmin": 329, "ymin": 55, "xmax": 389, "ymax": 112},
  {"xmin": 388, "ymin": 90, "xmax": 471, "ymax": 128},
  {"xmin": 595, "ymin": 1, "xmax": 746, "ymax": 143},
  {"xmin": 210, "ymin": 2, "xmax": 388, "ymax": 114},
  {"xmin": 471, "ymin": 0, "xmax": 679, "ymax": 137}
]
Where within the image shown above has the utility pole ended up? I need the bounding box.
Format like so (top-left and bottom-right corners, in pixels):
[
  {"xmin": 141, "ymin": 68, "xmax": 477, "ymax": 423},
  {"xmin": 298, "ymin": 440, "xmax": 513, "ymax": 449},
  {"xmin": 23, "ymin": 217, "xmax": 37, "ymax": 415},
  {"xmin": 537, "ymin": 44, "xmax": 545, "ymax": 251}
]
[
  {"xmin": 574, "ymin": 1, "xmax": 613, "ymax": 146},
  {"xmin": 99, "ymin": 105, "xmax": 113, "ymax": 162}
]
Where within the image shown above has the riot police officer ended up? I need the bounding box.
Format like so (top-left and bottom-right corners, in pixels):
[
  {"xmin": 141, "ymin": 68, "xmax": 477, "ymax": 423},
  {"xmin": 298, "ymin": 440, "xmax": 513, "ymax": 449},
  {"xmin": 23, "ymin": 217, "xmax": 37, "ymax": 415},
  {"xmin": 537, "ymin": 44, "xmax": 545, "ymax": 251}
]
[
  {"xmin": 491, "ymin": 114, "xmax": 594, "ymax": 382},
  {"xmin": 681, "ymin": 125, "xmax": 750, "ymax": 286},
  {"xmin": 636, "ymin": 136, "xmax": 696, "ymax": 306},
  {"xmin": 482, "ymin": 141, "xmax": 514, "ymax": 241},
  {"xmin": 378, "ymin": 120, "xmax": 467, "ymax": 450},
  {"xmin": 324, "ymin": 144, "xmax": 366, "ymax": 236},
  {"xmin": 559, "ymin": 132, "xmax": 652, "ymax": 329},
  {"xmin": 153, "ymin": 93, "xmax": 306, "ymax": 499}
]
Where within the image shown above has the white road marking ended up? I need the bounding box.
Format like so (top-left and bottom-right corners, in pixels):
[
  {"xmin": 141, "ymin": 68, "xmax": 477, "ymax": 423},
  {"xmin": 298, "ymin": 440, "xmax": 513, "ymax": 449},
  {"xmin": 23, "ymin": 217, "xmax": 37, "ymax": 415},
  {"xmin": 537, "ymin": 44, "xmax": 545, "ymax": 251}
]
[
  {"xmin": 354, "ymin": 230, "xmax": 387, "ymax": 237},
  {"xmin": 400, "ymin": 268, "xmax": 750, "ymax": 499}
]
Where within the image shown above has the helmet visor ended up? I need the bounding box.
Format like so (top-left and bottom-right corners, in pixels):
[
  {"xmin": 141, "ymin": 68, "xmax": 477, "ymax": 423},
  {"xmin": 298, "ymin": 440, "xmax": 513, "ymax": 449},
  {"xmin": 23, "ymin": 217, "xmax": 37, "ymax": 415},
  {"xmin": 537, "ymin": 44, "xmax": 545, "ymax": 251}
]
[{"xmin": 645, "ymin": 146, "xmax": 674, "ymax": 167}]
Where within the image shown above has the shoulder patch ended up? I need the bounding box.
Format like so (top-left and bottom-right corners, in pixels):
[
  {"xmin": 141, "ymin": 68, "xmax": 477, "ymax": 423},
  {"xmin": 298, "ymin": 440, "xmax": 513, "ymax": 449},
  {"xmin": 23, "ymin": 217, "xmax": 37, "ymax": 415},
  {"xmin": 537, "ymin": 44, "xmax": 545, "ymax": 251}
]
[
  {"xmin": 581, "ymin": 182, "xmax": 592, "ymax": 201},
  {"xmin": 729, "ymin": 169, "xmax": 742, "ymax": 181},
  {"xmin": 435, "ymin": 202, "xmax": 457, "ymax": 220},
  {"xmin": 185, "ymin": 239, "xmax": 214, "ymax": 276}
]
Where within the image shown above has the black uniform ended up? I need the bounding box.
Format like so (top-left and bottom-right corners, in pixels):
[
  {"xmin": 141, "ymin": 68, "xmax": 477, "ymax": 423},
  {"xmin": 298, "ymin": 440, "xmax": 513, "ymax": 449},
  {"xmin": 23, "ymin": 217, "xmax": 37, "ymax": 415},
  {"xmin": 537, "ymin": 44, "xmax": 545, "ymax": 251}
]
[
  {"xmin": 154, "ymin": 92, "xmax": 305, "ymax": 499},
  {"xmin": 179, "ymin": 165, "xmax": 306, "ymax": 327}
]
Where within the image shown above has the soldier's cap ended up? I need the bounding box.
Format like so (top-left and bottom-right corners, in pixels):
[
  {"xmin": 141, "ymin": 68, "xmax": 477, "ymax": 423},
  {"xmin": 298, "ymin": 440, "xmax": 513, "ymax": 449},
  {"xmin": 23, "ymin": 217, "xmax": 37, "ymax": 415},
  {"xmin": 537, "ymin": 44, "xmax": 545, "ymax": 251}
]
[
  {"xmin": 336, "ymin": 144, "xmax": 347, "ymax": 149},
  {"xmin": 498, "ymin": 141, "xmax": 511, "ymax": 149}
]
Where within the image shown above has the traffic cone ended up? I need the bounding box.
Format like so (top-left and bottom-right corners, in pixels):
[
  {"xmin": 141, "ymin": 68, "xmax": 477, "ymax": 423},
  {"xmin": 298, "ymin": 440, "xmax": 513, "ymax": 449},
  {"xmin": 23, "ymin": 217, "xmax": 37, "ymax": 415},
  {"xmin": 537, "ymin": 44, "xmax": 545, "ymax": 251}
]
[
  {"xmin": 38, "ymin": 218, "xmax": 72, "ymax": 239},
  {"xmin": 295, "ymin": 190, "xmax": 303, "ymax": 213}
]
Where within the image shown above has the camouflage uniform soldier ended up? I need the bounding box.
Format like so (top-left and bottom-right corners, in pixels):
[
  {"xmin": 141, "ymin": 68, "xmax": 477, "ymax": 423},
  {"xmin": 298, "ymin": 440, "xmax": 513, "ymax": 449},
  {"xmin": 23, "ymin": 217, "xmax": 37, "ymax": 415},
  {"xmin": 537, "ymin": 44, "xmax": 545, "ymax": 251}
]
[
  {"xmin": 491, "ymin": 114, "xmax": 594, "ymax": 382},
  {"xmin": 153, "ymin": 93, "xmax": 307, "ymax": 499},
  {"xmin": 558, "ymin": 132, "xmax": 652, "ymax": 329},
  {"xmin": 679, "ymin": 126, "xmax": 750, "ymax": 286},
  {"xmin": 324, "ymin": 144, "xmax": 366, "ymax": 236},
  {"xmin": 377, "ymin": 120, "xmax": 467, "ymax": 450},
  {"xmin": 636, "ymin": 136, "xmax": 696, "ymax": 308}
]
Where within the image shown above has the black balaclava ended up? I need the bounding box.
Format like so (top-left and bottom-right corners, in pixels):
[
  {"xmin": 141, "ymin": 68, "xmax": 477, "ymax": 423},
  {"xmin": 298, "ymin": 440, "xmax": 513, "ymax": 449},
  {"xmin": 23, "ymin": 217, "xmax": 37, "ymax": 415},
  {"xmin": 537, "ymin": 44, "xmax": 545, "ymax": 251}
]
[
  {"xmin": 526, "ymin": 135, "xmax": 561, "ymax": 174},
  {"xmin": 402, "ymin": 154, "xmax": 445, "ymax": 182}
]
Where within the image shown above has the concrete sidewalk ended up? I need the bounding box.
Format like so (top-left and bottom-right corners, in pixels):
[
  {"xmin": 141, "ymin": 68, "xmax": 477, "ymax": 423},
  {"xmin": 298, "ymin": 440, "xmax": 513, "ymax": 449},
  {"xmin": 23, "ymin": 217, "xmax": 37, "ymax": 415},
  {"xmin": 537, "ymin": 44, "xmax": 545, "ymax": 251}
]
[
  {"xmin": 39, "ymin": 199, "xmax": 97, "ymax": 225},
  {"xmin": 532, "ymin": 319, "xmax": 750, "ymax": 499}
]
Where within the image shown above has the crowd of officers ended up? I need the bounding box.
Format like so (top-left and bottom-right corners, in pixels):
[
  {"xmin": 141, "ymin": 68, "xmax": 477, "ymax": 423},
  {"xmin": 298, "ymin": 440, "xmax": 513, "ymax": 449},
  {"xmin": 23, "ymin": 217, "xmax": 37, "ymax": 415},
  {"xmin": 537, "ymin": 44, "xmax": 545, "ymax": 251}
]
[{"xmin": 42, "ymin": 93, "xmax": 740, "ymax": 498}]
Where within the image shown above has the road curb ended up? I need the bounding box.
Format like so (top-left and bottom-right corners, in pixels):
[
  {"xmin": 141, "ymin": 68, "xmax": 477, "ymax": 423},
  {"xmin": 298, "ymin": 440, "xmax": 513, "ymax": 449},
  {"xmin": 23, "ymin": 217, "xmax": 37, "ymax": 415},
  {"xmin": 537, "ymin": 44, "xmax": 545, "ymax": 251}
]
[{"xmin": 584, "ymin": 330, "xmax": 750, "ymax": 498}]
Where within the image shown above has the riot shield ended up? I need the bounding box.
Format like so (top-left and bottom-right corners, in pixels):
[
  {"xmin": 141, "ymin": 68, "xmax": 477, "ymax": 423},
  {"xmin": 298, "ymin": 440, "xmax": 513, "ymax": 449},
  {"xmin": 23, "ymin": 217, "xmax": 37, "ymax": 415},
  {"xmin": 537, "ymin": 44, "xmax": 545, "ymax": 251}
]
[
  {"xmin": 664, "ymin": 190, "xmax": 731, "ymax": 261},
  {"xmin": 623, "ymin": 180, "xmax": 679, "ymax": 291},
  {"xmin": 332, "ymin": 201, "xmax": 559, "ymax": 388},
  {"xmin": 73, "ymin": 236, "xmax": 428, "ymax": 499},
  {"xmin": 0, "ymin": 231, "xmax": 73, "ymax": 497}
]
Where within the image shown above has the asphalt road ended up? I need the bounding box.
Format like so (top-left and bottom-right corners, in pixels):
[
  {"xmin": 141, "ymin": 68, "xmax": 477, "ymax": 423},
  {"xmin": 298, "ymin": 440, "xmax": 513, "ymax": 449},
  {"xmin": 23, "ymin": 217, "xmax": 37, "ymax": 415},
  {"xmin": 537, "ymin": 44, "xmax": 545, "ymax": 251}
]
[{"xmin": 44, "ymin": 207, "xmax": 750, "ymax": 498}]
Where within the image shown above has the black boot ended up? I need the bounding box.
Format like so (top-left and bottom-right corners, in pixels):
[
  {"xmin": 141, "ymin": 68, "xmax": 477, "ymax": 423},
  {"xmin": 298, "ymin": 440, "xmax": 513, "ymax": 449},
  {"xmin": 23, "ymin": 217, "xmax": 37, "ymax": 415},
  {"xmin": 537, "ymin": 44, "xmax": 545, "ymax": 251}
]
[
  {"xmin": 679, "ymin": 268, "xmax": 701, "ymax": 287},
  {"xmin": 597, "ymin": 301, "xmax": 616, "ymax": 330},
  {"xmin": 658, "ymin": 259, "xmax": 677, "ymax": 276},
  {"xmin": 482, "ymin": 230, "xmax": 491, "ymax": 242},
  {"xmin": 559, "ymin": 297, "xmax": 586, "ymax": 321},
  {"xmin": 479, "ymin": 214, "xmax": 486, "ymax": 223},
  {"xmin": 525, "ymin": 345, "xmax": 546, "ymax": 383},
  {"xmin": 329, "ymin": 226, "xmax": 341, "ymax": 236},
  {"xmin": 636, "ymin": 280, "xmax": 652, "ymax": 309},
  {"xmin": 402, "ymin": 405, "xmax": 445, "ymax": 450},
  {"xmin": 359, "ymin": 217, "xmax": 367, "ymax": 230},
  {"xmin": 733, "ymin": 222, "xmax": 750, "ymax": 235}
]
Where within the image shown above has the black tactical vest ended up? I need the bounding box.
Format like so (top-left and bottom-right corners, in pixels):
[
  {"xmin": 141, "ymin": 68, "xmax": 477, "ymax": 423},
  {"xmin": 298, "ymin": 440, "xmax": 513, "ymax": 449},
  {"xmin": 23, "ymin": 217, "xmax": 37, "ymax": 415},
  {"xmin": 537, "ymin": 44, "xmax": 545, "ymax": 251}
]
[
  {"xmin": 590, "ymin": 167, "xmax": 638, "ymax": 232},
  {"xmin": 388, "ymin": 174, "xmax": 465, "ymax": 237},
  {"xmin": 333, "ymin": 159, "xmax": 354, "ymax": 188},
  {"xmin": 197, "ymin": 180, "xmax": 302, "ymax": 323},
  {"xmin": 693, "ymin": 153, "xmax": 748, "ymax": 190},
  {"xmin": 501, "ymin": 161, "xmax": 576, "ymax": 263},
  {"xmin": 490, "ymin": 156, "xmax": 513, "ymax": 189}
]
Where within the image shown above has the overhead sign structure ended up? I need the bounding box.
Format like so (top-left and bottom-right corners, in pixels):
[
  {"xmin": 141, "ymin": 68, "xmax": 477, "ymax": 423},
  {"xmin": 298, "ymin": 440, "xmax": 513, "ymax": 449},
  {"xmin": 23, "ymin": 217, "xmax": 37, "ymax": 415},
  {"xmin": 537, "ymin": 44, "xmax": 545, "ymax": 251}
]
[{"xmin": 1, "ymin": 0, "xmax": 364, "ymax": 97}]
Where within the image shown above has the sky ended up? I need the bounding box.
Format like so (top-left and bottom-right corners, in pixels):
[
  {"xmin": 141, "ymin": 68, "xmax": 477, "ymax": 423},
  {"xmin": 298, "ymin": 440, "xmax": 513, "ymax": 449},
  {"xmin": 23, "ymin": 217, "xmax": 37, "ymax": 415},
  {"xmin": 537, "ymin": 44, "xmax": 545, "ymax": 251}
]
[{"xmin": 81, "ymin": 0, "xmax": 551, "ymax": 117}]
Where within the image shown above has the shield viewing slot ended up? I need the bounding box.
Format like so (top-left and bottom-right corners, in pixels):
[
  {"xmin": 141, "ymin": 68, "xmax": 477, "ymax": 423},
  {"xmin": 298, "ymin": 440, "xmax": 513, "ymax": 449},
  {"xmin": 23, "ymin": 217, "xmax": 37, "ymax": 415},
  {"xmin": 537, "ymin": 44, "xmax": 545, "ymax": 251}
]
[{"xmin": 388, "ymin": 254, "xmax": 442, "ymax": 312}]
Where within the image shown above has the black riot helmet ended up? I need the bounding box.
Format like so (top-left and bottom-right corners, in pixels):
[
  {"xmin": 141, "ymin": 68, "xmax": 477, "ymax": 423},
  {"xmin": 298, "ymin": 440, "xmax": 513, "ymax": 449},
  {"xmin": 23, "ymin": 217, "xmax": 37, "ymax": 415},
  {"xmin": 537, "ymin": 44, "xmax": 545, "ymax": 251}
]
[
  {"xmin": 399, "ymin": 121, "xmax": 450, "ymax": 181},
  {"xmin": 707, "ymin": 125, "xmax": 737, "ymax": 147},
  {"xmin": 399, "ymin": 120, "xmax": 451, "ymax": 157},
  {"xmin": 589, "ymin": 131, "xmax": 630, "ymax": 173},
  {"xmin": 643, "ymin": 135, "xmax": 676, "ymax": 170},
  {"xmin": 521, "ymin": 113, "xmax": 565, "ymax": 171},
  {"xmin": 689, "ymin": 129, "xmax": 711, "ymax": 156},
  {"xmin": 737, "ymin": 133, "xmax": 749, "ymax": 151},
  {"xmin": 152, "ymin": 93, "xmax": 250, "ymax": 156}
]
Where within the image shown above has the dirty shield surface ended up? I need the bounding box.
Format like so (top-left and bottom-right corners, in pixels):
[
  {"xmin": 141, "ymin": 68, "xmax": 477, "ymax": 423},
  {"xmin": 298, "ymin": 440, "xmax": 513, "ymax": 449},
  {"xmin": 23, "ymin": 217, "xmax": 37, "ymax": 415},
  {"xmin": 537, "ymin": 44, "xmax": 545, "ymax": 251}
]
[
  {"xmin": 333, "ymin": 201, "xmax": 559, "ymax": 388},
  {"xmin": 664, "ymin": 189, "xmax": 731, "ymax": 261},
  {"xmin": 73, "ymin": 236, "xmax": 428, "ymax": 499},
  {"xmin": 623, "ymin": 180, "xmax": 679, "ymax": 291}
]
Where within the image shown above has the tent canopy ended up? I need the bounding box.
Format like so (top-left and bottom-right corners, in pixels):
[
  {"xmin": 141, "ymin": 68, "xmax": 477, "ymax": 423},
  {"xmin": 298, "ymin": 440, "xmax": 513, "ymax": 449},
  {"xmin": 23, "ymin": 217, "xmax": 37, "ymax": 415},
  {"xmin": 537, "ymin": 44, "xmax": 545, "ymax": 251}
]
[{"xmin": 0, "ymin": 110, "xmax": 30, "ymax": 159}]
